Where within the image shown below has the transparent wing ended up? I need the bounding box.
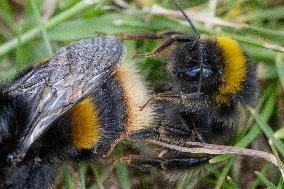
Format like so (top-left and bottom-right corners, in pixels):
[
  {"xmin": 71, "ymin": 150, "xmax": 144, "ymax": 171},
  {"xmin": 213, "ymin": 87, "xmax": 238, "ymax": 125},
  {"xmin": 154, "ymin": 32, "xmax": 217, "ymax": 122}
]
[{"xmin": 7, "ymin": 37, "xmax": 123, "ymax": 162}]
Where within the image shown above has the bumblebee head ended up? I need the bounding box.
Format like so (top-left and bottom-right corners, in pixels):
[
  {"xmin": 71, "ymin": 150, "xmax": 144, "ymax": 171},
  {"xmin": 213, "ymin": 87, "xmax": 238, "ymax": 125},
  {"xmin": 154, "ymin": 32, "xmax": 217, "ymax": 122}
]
[
  {"xmin": 167, "ymin": 0, "xmax": 257, "ymax": 108},
  {"xmin": 168, "ymin": 38, "xmax": 222, "ymax": 94},
  {"xmin": 167, "ymin": 36, "xmax": 258, "ymax": 107}
]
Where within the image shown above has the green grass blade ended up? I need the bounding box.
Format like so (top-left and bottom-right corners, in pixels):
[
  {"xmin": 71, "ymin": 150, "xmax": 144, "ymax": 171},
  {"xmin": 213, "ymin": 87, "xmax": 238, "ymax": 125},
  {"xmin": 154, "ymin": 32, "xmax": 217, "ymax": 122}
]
[
  {"xmin": 214, "ymin": 159, "xmax": 234, "ymax": 189},
  {"xmin": 241, "ymin": 44, "xmax": 278, "ymax": 63},
  {"xmin": 63, "ymin": 165, "xmax": 74, "ymax": 189},
  {"xmin": 91, "ymin": 161, "xmax": 112, "ymax": 189},
  {"xmin": 248, "ymin": 107, "xmax": 284, "ymax": 157},
  {"xmin": 91, "ymin": 165, "xmax": 101, "ymax": 189},
  {"xmin": 242, "ymin": 6, "xmax": 284, "ymax": 21},
  {"xmin": 0, "ymin": 0, "xmax": 103, "ymax": 57},
  {"xmin": 274, "ymin": 128, "xmax": 284, "ymax": 139},
  {"xmin": 30, "ymin": 0, "xmax": 53, "ymax": 56},
  {"xmin": 210, "ymin": 154, "xmax": 233, "ymax": 164},
  {"xmin": 0, "ymin": 0, "xmax": 19, "ymax": 34},
  {"xmin": 276, "ymin": 53, "xmax": 284, "ymax": 91},
  {"xmin": 250, "ymin": 164, "xmax": 269, "ymax": 189},
  {"xmin": 79, "ymin": 163, "xmax": 87, "ymax": 189},
  {"xmin": 115, "ymin": 163, "xmax": 131, "ymax": 189},
  {"xmin": 277, "ymin": 177, "xmax": 284, "ymax": 189},
  {"xmin": 242, "ymin": 26, "xmax": 284, "ymax": 45},
  {"xmin": 255, "ymin": 171, "xmax": 277, "ymax": 189},
  {"xmin": 48, "ymin": 14, "xmax": 149, "ymax": 41}
]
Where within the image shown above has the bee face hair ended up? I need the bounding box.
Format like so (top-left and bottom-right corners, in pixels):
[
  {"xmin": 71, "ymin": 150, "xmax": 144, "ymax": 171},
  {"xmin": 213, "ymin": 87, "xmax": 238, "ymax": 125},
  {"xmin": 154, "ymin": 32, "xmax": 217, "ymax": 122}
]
[{"xmin": 168, "ymin": 39, "xmax": 223, "ymax": 95}]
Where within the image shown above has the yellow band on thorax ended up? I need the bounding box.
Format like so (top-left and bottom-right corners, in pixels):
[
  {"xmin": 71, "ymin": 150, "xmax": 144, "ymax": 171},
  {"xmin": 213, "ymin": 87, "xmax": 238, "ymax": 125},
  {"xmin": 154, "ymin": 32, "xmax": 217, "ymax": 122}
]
[{"xmin": 215, "ymin": 37, "xmax": 246, "ymax": 105}]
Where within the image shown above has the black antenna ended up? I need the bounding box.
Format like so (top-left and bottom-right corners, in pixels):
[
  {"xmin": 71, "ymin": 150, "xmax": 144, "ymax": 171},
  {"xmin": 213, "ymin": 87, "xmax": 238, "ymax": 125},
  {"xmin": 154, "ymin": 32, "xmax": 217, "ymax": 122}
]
[
  {"xmin": 172, "ymin": 0, "xmax": 200, "ymax": 39},
  {"xmin": 172, "ymin": 0, "xmax": 204, "ymax": 94}
]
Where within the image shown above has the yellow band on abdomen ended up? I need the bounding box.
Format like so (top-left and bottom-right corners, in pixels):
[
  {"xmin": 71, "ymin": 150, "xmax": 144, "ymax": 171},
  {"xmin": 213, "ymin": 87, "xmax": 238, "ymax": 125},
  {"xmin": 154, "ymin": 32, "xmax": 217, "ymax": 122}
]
[{"xmin": 70, "ymin": 96, "xmax": 101, "ymax": 149}]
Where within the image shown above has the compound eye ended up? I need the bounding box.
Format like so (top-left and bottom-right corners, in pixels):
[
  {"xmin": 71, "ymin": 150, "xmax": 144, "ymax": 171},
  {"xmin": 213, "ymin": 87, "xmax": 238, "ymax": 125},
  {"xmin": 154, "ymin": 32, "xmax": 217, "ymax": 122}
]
[{"xmin": 177, "ymin": 67, "xmax": 212, "ymax": 81}]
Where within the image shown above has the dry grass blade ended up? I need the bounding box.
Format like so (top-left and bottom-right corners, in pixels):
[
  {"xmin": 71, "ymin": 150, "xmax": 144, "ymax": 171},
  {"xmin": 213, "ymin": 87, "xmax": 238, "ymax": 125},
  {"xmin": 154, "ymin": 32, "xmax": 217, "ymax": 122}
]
[
  {"xmin": 268, "ymin": 139, "xmax": 284, "ymax": 179},
  {"xmin": 147, "ymin": 139, "xmax": 284, "ymax": 179}
]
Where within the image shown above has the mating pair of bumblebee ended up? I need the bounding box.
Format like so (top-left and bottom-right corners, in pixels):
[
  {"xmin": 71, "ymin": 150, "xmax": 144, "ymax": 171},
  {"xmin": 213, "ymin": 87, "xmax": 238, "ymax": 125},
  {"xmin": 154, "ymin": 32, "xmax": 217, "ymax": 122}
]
[{"xmin": 0, "ymin": 1, "xmax": 258, "ymax": 188}]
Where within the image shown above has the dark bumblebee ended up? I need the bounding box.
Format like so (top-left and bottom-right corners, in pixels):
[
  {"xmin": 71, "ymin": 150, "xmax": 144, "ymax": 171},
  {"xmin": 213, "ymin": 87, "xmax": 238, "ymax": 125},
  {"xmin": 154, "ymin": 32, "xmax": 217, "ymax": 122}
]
[
  {"xmin": 0, "ymin": 37, "xmax": 159, "ymax": 189},
  {"xmin": 0, "ymin": 2, "xmax": 258, "ymax": 189},
  {"xmin": 0, "ymin": 37, "xmax": 128, "ymax": 188},
  {"xmin": 121, "ymin": 3, "xmax": 257, "ymax": 133}
]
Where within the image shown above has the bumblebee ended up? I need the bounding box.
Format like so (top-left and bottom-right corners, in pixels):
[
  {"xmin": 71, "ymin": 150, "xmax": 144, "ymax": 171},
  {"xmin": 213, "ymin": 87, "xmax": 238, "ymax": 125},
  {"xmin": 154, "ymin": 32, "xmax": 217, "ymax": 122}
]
[
  {"xmin": 0, "ymin": 1, "xmax": 258, "ymax": 188},
  {"xmin": 0, "ymin": 37, "xmax": 127, "ymax": 188},
  {"xmin": 115, "ymin": 2, "xmax": 258, "ymax": 180}
]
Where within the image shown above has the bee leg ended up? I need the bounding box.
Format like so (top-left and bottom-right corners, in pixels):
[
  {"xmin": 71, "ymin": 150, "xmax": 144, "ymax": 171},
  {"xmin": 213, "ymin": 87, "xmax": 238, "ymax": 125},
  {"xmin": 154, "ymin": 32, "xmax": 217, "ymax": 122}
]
[
  {"xmin": 129, "ymin": 127, "xmax": 160, "ymax": 140},
  {"xmin": 134, "ymin": 38, "xmax": 175, "ymax": 58},
  {"xmin": 129, "ymin": 125, "xmax": 204, "ymax": 143},
  {"xmin": 117, "ymin": 33, "xmax": 193, "ymax": 41},
  {"xmin": 117, "ymin": 33, "xmax": 169, "ymax": 40},
  {"xmin": 134, "ymin": 34, "xmax": 196, "ymax": 58},
  {"xmin": 117, "ymin": 33, "xmax": 195, "ymax": 58},
  {"xmin": 163, "ymin": 126, "xmax": 192, "ymax": 138},
  {"xmin": 117, "ymin": 156, "xmax": 209, "ymax": 171},
  {"xmin": 140, "ymin": 91, "xmax": 205, "ymax": 111},
  {"xmin": 191, "ymin": 129, "xmax": 206, "ymax": 143},
  {"xmin": 188, "ymin": 118, "xmax": 207, "ymax": 143},
  {"xmin": 137, "ymin": 157, "xmax": 209, "ymax": 171},
  {"xmin": 117, "ymin": 33, "xmax": 173, "ymax": 58},
  {"xmin": 129, "ymin": 119, "xmax": 201, "ymax": 140},
  {"xmin": 139, "ymin": 92, "xmax": 183, "ymax": 111},
  {"xmin": 157, "ymin": 125, "xmax": 206, "ymax": 143},
  {"xmin": 129, "ymin": 125, "xmax": 197, "ymax": 140}
]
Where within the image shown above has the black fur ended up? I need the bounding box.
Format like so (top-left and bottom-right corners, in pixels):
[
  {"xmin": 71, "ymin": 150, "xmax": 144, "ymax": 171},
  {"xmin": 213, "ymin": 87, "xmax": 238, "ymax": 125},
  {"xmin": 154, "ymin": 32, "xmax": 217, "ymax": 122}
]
[
  {"xmin": 0, "ymin": 157, "xmax": 58, "ymax": 189},
  {"xmin": 168, "ymin": 39, "xmax": 223, "ymax": 95},
  {"xmin": 0, "ymin": 92, "xmax": 29, "ymax": 163}
]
